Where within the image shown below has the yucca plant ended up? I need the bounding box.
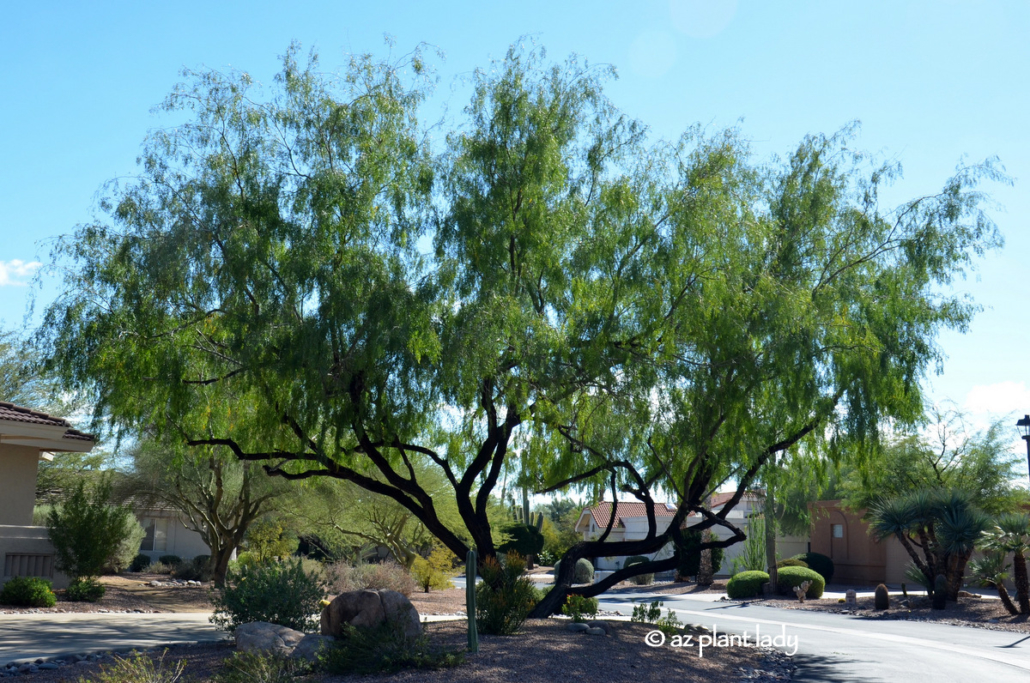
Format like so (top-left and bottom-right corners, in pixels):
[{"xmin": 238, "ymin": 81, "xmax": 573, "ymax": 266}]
[
  {"xmin": 968, "ymin": 550, "xmax": 1019, "ymax": 616},
  {"xmin": 980, "ymin": 513, "xmax": 1030, "ymax": 615}
]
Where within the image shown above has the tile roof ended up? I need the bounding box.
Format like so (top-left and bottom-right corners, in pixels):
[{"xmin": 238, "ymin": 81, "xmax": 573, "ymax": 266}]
[
  {"xmin": 584, "ymin": 501, "xmax": 679, "ymax": 528},
  {"xmin": 708, "ymin": 490, "xmax": 764, "ymax": 510},
  {"xmin": 0, "ymin": 401, "xmax": 95, "ymax": 442}
]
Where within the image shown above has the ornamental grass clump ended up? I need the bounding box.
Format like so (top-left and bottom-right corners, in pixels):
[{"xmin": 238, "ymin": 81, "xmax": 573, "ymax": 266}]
[{"xmin": 475, "ymin": 552, "xmax": 537, "ymax": 635}]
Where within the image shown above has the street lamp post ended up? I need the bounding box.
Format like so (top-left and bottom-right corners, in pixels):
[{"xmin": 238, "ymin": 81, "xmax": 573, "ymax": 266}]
[{"xmin": 1018, "ymin": 415, "xmax": 1030, "ymax": 484}]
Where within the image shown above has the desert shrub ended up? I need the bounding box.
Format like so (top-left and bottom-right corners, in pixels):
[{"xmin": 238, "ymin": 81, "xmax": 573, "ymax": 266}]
[
  {"xmin": 129, "ymin": 553, "xmax": 152, "ymax": 573},
  {"xmin": 81, "ymin": 650, "xmax": 186, "ymax": 683},
  {"xmin": 904, "ymin": 562, "xmax": 934, "ymax": 594},
  {"xmin": 776, "ymin": 566, "xmax": 824, "ymax": 599},
  {"xmin": 537, "ymin": 549, "xmax": 558, "ymax": 566},
  {"xmin": 792, "ymin": 552, "xmax": 834, "ymax": 584},
  {"xmin": 553, "ymin": 558, "xmax": 594, "ymax": 584},
  {"xmin": 411, "ymin": 546, "xmax": 455, "ymax": 593},
  {"xmin": 561, "ymin": 594, "xmax": 599, "ymax": 622},
  {"xmin": 623, "ymin": 554, "xmax": 654, "ymax": 584},
  {"xmin": 211, "ymin": 558, "xmax": 325, "ymax": 632},
  {"xmin": 630, "ymin": 600, "xmax": 683, "ymax": 636},
  {"xmin": 318, "ymin": 620, "xmax": 464, "ymax": 675},
  {"xmin": 726, "ymin": 571, "xmax": 769, "ymax": 599},
  {"xmin": 0, "ymin": 577, "xmax": 57, "ymax": 607},
  {"xmin": 215, "ymin": 650, "xmax": 303, "ymax": 683},
  {"xmin": 776, "ymin": 558, "xmax": 808, "ymax": 569},
  {"xmin": 107, "ymin": 514, "xmax": 147, "ymax": 574},
  {"xmin": 476, "ymin": 553, "xmax": 537, "ymax": 635},
  {"xmin": 498, "ymin": 523, "xmax": 544, "ymax": 559},
  {"xmin": 66, "ymin": 578, "xmax": 106, "ymax": 602},
  {"xmin": 244, "ymin": 520, "xmax": 299, "ymax": 562},
  {"xmin": 148, "ymin": 561, "xmax": 175, "ymax": 575},
  {"xmin": 47, "ymin": 479, "xmax": 131, "ymax": 580},
  {"xmin": 625, "ymin": 555, "xmax": 649, "ymax": 568},
  {"xmin": 159, "ymin": 555, "xmax": 183, "ymax": 566},
  {"xmin": 325, "ymin": 560, "xmax": 416, "ymax": 597},
  {"xmin": 173, "ymin": 556, "xmax": 212, "ymax": 582}
]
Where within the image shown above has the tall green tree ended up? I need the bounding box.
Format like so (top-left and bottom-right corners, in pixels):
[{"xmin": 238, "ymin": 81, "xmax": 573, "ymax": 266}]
[{"xmin": 37, "ymin": 42, "xmax": 1005, "ymax": 619}]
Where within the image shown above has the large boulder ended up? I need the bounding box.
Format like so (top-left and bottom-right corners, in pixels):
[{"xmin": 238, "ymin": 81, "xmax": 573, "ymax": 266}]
[
  {"xmin": 320, "ymin": 589, "xmax": 421, "ymax": 639},
  {"xmin": 235, "ymin": 622, "xmax": 306, "ymax": 655},
  {"xmin": 290, "ymin": 633, "xmax": 335, "ymax": 662}
]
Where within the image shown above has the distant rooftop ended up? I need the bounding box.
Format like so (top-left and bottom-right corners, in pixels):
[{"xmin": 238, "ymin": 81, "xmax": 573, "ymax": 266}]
[{"xmin": 0, "ymin": 401, "xmax": 95, "ymax": 442}]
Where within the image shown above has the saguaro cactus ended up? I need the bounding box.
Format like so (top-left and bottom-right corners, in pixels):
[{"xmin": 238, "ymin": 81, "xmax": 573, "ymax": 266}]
[{"xmin": 466, "ymin": 549, "xmax": 479, "ymax": 653}]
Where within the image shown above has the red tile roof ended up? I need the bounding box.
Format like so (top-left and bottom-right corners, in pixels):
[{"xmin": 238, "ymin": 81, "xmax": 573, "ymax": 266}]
[
  {"xmin": 583, "ymin": 501, "xmax": 679, "ymax": 529},
  {"xmin": 708, "ymin": 490, "xmax": 764, "ymax": 510},
  {"xmin": 0, "ymin": 401, "xmax": 95, "ymax": 442}
]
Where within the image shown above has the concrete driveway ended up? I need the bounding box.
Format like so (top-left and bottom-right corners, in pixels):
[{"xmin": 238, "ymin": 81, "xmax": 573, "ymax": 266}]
[
  {"xmin": 0, "ymin": 613, "xmax": 227, "ymax": 666},
  {"xmin": 600, "ymin": 592, "xmax": 1030, "ymax": 682}
]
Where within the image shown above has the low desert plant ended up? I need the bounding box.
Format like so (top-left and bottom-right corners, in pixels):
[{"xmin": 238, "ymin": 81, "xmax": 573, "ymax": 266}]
[
  {"xmin": 159, "ymin": 555, "xmax": 183, "ymax": 567},
  {"xmin": 791, "ymin": 552, "xmax": 834, "ymax": 584},
  {"xmin": 726, "ymin": 570, "xmax": 769, "ymax": 599},
  {"xmin": 173, "ymin": 556, "xmax": 212, "ymax": 582},
  {"xmin": 0, "ymin": 576, "xmax": 57, "ymax": 607},
  {"xmin": 630, "ymin": 600, "xmax": 683, "ymax": 636},
  {"xmin": 215, "ymin": 650, "xmax": 304, "ymax": 683},
  {"xmin": 874, "ymin": 583, "xmax": 890, "ymax": 610},
  {"xmin": 80, "ymin": 650, "xmax": 186, "ymax": 683},
  {"xmin": 325, "ymin": 560, "xmax": 416, "ymax": 597},
  {"xmin": 318, "ymin": 621, "xmax": 464, "ymax": 675},
  {"xmin": 66, "ymin": 577, "xmax": 106, "ymax": 603},
  {"xmin": 411, "ymin": 545, "xmax": 455, "ymax": 593},
  {"xmin": 730, "ymin": 515, "xmax": 767, "ymax": 574},
  {"xmin": 776, "ymin": 566, "xmax": 824, "ymax": 599},
  {"xmin": 475, "ymin": 552, "xmax": 537, "ymax": 635},
  {"xmin": 561, "ymin": 594, "xmax": 599, "ymax": 622},
  {"xmin": 147, "ymin": 561, "xmax": 175, "ymax": 575},
  {"xmin": 211, "ymin": 558, "xmax": 325, "ymax": 632},
  {"xmin": 552, "ymin": 558, "xmax": 593, "ymax": 584},
  {"xmin": 129, "ymin": 553, "xmax": 152, "ymax": 573}
]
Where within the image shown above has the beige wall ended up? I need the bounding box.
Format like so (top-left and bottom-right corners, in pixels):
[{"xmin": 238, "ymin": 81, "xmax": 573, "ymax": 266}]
[
  {"xmin": 136, "ymin": 509, "xmax": 213, "ymax": 561},
  {"xmin": 0, "ymin": 525, "xmax": 71, "ymax": 589},
  {"xmin": 0, "ymin": 444, "xmax": 42, "ymax": 526}
]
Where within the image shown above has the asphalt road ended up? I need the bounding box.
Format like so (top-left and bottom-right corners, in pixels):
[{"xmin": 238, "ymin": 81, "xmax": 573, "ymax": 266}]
[
  {"xmin": 600, "ymin": 592, "xmax": 1030, "ymax": 683},
  {"xmin": 0, "ymin": 612, "xmax": 226, "ymax": 665}
]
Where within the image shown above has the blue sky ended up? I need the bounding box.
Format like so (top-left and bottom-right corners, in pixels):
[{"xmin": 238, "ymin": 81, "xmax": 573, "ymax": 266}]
[{"xmin": 1, "ymin": 0, "xmax": 1028, "ymax": 443}]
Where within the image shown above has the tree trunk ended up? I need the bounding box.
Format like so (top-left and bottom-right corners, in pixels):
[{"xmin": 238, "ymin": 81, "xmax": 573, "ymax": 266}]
[
  {"xmin": 1012, "ymin": 551, "xmax": 1030, "ymax": 615},
  {"xmin": 765, "ymin": 488, "xmax": 777, "ymax": 593},
  {"xmin": 211, "ymin": 543, "xmax": 235, "ymax": 586},
  {"xmin": 996, "ymin": 581, "xmax": 1020, "ymax": 616}
]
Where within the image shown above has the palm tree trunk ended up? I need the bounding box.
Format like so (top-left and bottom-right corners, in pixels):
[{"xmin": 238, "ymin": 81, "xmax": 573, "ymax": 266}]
[
  {"xmin": 995, "ymin": 581, "xmax": 1020, "ymax": 616},
  {"xmin": 1012, "ymin": 551, "xmax": 1030, "ymax": 615}
]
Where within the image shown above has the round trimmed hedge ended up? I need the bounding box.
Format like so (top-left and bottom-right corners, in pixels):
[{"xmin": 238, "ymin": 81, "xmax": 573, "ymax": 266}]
[
  {"xmin": 776, "ymin": 566, "xmax": 825, "ymax": 599},
  {"xmin": 776, "ymin": 558, "xmax": 808, "ymax": 569},
  {"xmin": 624, "ymin": 555, "xmax": 649, "ymax": 568},
  {"xmin": 791, "ymin": 552, "xmax": 834, "ymax": 585},
  {"xmin": 726, "ymin": 570, "xmax": 769, "ymax": 599},
  {"xmin": 553, "ymin": 558, "xmax": 594, "ymax": 584}
]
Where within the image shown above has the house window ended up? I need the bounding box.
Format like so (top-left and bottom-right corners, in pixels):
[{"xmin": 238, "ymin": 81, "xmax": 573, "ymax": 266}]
[
  {"xmin": 832, "ymin": 524, "xmax": 844, "ymax": 539},
  {"xmin": 139, "ymin": 517, "xmax": 169, "ymax": 552}
]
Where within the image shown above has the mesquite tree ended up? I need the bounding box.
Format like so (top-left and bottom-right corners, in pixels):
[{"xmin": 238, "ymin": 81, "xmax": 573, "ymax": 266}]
[{"xmin": 38, "ymin": 42, "xmax": 1003, "ymax": 611}]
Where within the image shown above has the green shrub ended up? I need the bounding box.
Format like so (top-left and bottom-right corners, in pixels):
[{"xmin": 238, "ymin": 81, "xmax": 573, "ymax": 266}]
[
  {"xmin": 630, "ymin": 600, "xmax": 683, "ymax": 636},
  {"xmin": 776, "ymin": 558, "xmax": 808, "ymax": 569},
  {"xmin": 211, "ymin": 558, "xmax": 325, "ymax": 632},
  {"xmin": 173, "ymin": 556, "xmax": 212, "ymax": 582},
  {"xmin": 776, "ymin": 566, "xmax": 824, "ymax": 599},
  {"xmin": 625, "ymin": 555, "xmax": 648, "ymax": 568},
  {"xmin": 129, "ymin": 553, "xmax": 151, "ymax": 573},
  {"xmin": 553, "ymin": 558, "xmax": 593, "ymax": 584},
  {"xmin": 792, "ymin": 552, "xmax": 834, "ymax": 584},
  {"xmin": 66, "ymin": 578, "xmax": 106, "ymax": 602},
  {"xmin": 215, "ymin": 650, "xmax": 303, "ymax": 683},
  {"xmin": 81, "ymin": 650, "xmax": 186, "ymax": 683},
  {"xmin": 726, "ymin": 571, "xmax": 769, "ymax": 599},
  {"xmin": 561, "ymin": 594, "xmax": 599, "ymax": 622},
  {"xmin": 411, "ymin": 546, "xmax": 455, "ymax": 593},
  {"xmin": 325, "ymin": 560, "xmax": 416, "ymax": 597},
  {"xmin": 498, "ymin": 523, "xmax": 545, "ymax": 559},
  {"xmin": 159, "ymin": 555, "xmax": 183, "ymax": 566},
  {"xmin": 147, "ymin": 561, "xmax": 175, "ymax": 575},
  {"xmin": 244, "ymin": 520, "xmax": 299, "ymax": 563},
  {"xmin": 675, "ymin": 530, "xmax": 704, "ymax": 577},
  {"xmin": 107, "ymin": 514, "xmax": 146, "ymax": 573},
  {"xmin": 0, "ymin": 577, "xmax": 57, "ymax": 607},
  {"xmin": 318, "ymin": 620, "xmax": 464, "ymax": 675},
  {"xmin": 46, "ymin": 479, "xmax": 131, "ymax": 580},
  {"xmin": 475, "ymin": 552, "xmax": 537, "ymax": 635}
]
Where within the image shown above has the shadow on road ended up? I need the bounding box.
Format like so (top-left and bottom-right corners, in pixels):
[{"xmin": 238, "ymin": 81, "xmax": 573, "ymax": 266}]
[{"xmin": 791, "ymin": 652, "xmax": 879, "ymax": 683}]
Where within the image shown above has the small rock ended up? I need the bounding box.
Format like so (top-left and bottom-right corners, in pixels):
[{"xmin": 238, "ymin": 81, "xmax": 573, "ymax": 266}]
[
  {"xmin": 566, "ymin": 622, "xmax": 589, "ymax": 632},
  {"xmin": 586, "ymin": 620, "xmax": 612, "ymax": 634},
  {"xmin": 585, "ymin": 627, "xmax": 607, "ymax": 636},
  {"xmin": 38, "ymin": 663, "xmax": 58, "ymax": 670},
  {"xmin": 236, "ymin": 622, "xmax": 305, "ymax": 655},
  {"xmin": 291, "ymin": 634, "xmax": 334, "ymax": 662}
]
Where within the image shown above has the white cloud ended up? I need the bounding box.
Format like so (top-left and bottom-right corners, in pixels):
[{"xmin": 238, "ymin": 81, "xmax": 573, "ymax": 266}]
[
  {"xmin": 963, "ymin": 381, "xmax": 1030, "ymax": 420},
  {"xmin": 0, "ymin": 259, "xmax": 42, "ymax": 287}
]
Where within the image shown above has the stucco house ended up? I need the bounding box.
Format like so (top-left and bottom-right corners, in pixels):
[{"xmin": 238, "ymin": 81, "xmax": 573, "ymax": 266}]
[
  {"xmin": 576, "ymin": 492, "xmax": 808, "ymax": 575},
  {"xmin": 0, "ymin": 401, "xmax": 96, "ymax": 589},
  {"xmin": 131, "ymin": 503, "xmax": 212, "ymax": 563}
]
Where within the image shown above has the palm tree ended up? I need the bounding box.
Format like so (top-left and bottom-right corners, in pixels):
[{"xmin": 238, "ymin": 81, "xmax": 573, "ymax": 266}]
[
  {"xmin": 981, "ymin": 513, "xmax": 1030, "ymax": 615},
  {"xmin": 968, "ymin": 550, "xmax": 1019, "ymax": 616}
]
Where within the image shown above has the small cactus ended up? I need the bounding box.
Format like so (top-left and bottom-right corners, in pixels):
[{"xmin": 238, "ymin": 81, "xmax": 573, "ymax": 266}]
[
  {"xmin": 874, "ymin": 583, "xmax": 890, "ymax": 610},
  {"xmin": 932, "ymin": 574, "xmax": 947, "ymax": 610},
  {"xmin": 466, "ymin": 549, "xmax": 479, "ymax": 652}
]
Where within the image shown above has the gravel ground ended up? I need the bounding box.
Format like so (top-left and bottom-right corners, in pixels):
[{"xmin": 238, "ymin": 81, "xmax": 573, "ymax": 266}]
[
  {"xmin": 736, "ymin": 593, "xmax": 1030, "ymax": 633},
  {"xmin": 0, "ymin": 642, "xmax": 235, "ymax": 682},
  {"xmin": 0, "ymin": 575, "xmax": 214, "ymax": 615},
  {"xmin": 407, "ymin": 588, "xmax": 468, "ymax": 617}
]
